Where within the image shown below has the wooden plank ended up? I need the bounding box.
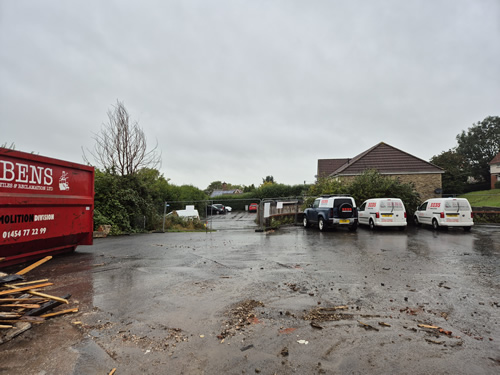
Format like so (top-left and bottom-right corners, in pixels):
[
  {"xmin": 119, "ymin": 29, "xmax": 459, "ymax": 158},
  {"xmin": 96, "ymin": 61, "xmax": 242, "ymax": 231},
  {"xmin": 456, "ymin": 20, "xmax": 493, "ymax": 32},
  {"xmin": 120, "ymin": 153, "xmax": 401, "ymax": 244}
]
[
  {"xmin": 0, "ymin": 312, "xmax": 21, "ymax": 319},
  {"xmin": 9, "ymin": 279, "xmax": 49, "ymax": 287},
  {"xmin": 1, "ymin": 316, "xmax": 45, "ymax": 323},
  {"xmin": 40, "ymin": 308, "xmax": 78, "ymax": 319},
  {"xmin": 26, "ymin": 294, "xmax": 71, "ymax": 316},
  {"xmin": 27, "ymin": 291, "xmax": 69, "ymax": 304},
  {"xmin": 0, "ymin": 298, "xmax": 46, "ymax": 303},
  {"xmin": 0, "ymin": 324, "xmax": 13, "ymax": 329},
  {"xmin": 0, "ymin": 282, "xmax": 53, "ymax": 296},
  {"xmin": 1, "ymin": 304, "xmax": 41, "ymax": 309},
  {"xmin": 15, "ymin": 256, "xmax": 52, "ymax": 276},
  {"xmin": 0, "ymin": 322, "xmax": 31, "ymax": 345},
  {"xmin": 418, "ymin": 324, "xmax": 439, "ymax": 330}
]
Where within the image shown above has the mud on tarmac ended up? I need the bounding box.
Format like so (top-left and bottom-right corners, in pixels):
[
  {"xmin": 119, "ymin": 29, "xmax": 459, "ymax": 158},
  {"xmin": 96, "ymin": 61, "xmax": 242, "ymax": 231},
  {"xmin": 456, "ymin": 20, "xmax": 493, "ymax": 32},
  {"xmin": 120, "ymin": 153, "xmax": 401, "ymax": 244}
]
[{"xmin": 1, "ymin": 221, "xmax": 499, "ymax": 375}]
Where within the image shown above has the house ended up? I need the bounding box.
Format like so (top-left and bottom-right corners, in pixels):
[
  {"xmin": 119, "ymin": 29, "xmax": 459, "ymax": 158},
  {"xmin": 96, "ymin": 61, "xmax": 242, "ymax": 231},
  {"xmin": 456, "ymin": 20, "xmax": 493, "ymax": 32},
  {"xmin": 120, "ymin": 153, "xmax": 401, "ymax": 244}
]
[
  {"xmin": 317, "ymin": 142, "xmax": 444, "ymax": 201},
  {"xmin": 489, "ymin": 151, "xmax": 500, "ymax": 189},
  {"xmin": 210, "ymin": 189, "xmax": 243, "ymax": 198}
]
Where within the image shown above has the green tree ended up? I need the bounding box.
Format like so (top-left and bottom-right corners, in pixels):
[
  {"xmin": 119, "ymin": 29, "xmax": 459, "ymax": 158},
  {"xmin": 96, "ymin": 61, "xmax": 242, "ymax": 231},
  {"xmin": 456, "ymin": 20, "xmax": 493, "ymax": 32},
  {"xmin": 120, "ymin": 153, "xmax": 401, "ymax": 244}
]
[
  {"xmin": 347, "ymin": 170, "xmax": 421, "ymax": 214},
  {"xmin": 307, "ymin": 177, "xmax": 347, "ymax": 197},
  {"xmin": 262, "ymin": 176, "xmax": 275, "ymax": 185},
  {"xmin": 204, "ymin": 181, "xmax": 223, "ymax": 195},
  {"xmin": 253, "ymin": 183, "xmax": 307, "ymax": 199},
  {"xmin": 456, "ymin": 116, "xmax": 500, "ymax": 185},
  {"xmin": 430, "ymin": 149, "xmax": 468, "ymax": 194},
  {"xmin": 243, "ymin": 184, "xmax": 256, "ymax": 193}
]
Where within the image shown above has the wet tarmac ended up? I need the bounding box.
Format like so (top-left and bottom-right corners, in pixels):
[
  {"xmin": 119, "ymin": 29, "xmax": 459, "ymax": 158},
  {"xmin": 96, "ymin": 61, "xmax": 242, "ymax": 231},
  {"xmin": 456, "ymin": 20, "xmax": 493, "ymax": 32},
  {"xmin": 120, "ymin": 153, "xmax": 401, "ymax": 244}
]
[{"xmin": 1, "ymin": 214, "xmax": 499, "ymax": 374}]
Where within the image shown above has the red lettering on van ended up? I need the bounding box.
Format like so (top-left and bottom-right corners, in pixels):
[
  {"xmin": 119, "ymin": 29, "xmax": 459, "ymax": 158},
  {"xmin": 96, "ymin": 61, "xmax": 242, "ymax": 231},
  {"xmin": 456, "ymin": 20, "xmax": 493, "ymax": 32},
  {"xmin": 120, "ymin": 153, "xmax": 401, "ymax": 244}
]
[{"xmin": 430, "ymin": 203, "xmax": 441, "ymax": 208}]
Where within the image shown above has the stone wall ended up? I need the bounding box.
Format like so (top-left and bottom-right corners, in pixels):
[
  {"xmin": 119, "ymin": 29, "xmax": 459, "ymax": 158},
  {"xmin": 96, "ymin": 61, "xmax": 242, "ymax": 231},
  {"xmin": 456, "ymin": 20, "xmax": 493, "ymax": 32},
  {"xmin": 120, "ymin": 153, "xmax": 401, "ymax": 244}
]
[{"xmin": 337, "ymin": 173, "xmax": 442, "ymax": 202}]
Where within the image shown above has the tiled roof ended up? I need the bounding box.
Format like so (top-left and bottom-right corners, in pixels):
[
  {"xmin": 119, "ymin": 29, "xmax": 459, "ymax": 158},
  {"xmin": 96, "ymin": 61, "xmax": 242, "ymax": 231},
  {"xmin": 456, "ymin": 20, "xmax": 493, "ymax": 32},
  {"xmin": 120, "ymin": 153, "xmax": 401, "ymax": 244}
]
[
  {"xmin": 489, "ymin": 151, "xmax": 500, "ymax": 165},
  {"xmin": 317, "ymin": 158, "xmax": 349, "ymax": 178},
  {"xmin": 323, "ymin": 142, "xmax": 443, "ymax": 177},
  {"xmin": 210, "ymin": 189, "xmax": 242, "ymax": 198}
]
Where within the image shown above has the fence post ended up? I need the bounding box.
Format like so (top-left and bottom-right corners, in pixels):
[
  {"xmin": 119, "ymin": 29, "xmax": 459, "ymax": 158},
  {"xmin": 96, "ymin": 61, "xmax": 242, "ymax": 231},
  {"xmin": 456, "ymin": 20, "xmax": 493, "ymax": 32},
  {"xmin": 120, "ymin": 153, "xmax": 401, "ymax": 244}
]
[{"xmin": 162, "ymin": 202, "xmax": 169, "ymax": 232}]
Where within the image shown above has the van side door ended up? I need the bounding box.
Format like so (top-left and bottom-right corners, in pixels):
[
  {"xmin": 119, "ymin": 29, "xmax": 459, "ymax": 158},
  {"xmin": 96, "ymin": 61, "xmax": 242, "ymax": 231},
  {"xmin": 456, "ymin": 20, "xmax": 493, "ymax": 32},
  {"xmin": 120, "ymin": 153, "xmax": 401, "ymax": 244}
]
[
  {"xmin": 417, "ymin": 202, "xmax": 429, "ymax": 224},
  {"xmin": 358, "ymin": 202, "xmax": 367, "ymax": 224}
]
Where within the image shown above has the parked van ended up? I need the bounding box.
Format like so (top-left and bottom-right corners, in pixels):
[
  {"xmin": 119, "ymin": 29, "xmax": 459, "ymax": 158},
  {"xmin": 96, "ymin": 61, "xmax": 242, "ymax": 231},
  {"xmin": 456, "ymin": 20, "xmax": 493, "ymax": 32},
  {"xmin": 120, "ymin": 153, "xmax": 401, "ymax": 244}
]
[
  {"xmin": 358, "ymin": 198, "xmax": 407, "ymax": 230},
  {"xmin": 414, "ymin": 198, "xmax": 473, "ymax": 231}
]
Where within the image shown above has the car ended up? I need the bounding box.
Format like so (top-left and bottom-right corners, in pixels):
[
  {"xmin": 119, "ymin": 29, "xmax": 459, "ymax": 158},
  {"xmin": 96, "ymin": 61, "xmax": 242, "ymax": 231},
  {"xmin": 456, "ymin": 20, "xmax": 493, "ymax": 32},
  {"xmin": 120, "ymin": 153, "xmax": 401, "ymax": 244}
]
[
  {"xmin": 213, "ymin": 204, "xmax": 227, "ymax": 214},
  {"xmin": 206, "ymin": 204, "xmax": 225, "ymax": 215},
  {"xmin": 358, "ymin": 198, "xmax": 407, "ymax": 230},
  {"xmin": 248, "ymin": 203, "xmax": 258, "ymax": 212},
  {"xmin": 303, "ymin": 195, "xmax": 358, "ymax": 231},
  {"xmin": 414, "ymin": 197, "xmax": 473, "ymax": 231},
  {"xmin": 225, "ymin": 206, "xmax": 232, "ymax": 213}
]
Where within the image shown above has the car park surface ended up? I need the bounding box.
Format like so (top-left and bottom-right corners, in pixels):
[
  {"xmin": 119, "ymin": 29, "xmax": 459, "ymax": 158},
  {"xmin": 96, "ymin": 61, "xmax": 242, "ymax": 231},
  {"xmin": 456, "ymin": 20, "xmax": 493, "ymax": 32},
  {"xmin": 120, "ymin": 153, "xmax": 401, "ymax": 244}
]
[{"xmin": 1, "ymin": 218, "xmax": 499, "ymax": 375}]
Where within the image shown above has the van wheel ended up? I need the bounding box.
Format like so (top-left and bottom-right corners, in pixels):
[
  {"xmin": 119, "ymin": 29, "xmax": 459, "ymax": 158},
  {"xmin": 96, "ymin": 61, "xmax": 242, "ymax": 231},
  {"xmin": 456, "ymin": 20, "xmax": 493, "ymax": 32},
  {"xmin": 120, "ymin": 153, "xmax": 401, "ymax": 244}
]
[
  {"xmin": 318, "ymin": 217, "xmax": 325, "ymax": 231},
  {"xmin": 464, "ymin": 226, "xmax": 471, "ymax": 232},
  {"xmin": 303, "ymin": 216, "xmax": 310, "ymax": 228},
  {"xmin": 414, "ymin": 216, "xmax": 421, "ymax": 226},
  {"xmin": 432, "ymin": 219, "xmax": 439, "ymax": 230},
  {"xmin": 369, "ymin": 219, "xmax": 375, "ymax": 230}
]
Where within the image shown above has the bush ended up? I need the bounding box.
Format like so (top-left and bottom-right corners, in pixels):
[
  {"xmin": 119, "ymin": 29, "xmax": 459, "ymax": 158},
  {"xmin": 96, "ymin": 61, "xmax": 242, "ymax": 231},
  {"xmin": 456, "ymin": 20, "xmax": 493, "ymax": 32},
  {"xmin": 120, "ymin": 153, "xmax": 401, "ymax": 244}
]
[
  {"xmin": 495, "ymin": 180, "xmax": 500, "ymax": 189},
  {"xmin": 164, "ymin": 214, "xmax": 206, "ymax": 231}
]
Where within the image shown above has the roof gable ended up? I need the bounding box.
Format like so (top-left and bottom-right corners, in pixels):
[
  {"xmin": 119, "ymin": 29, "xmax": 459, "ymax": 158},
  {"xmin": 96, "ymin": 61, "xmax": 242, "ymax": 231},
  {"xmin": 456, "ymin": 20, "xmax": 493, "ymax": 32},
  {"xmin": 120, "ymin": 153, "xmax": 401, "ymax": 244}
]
[
  {"xmin": 330, "ymin": 142, "xmax": 443, "ymax": 176},
  {"xmin": 490, "ymin": 151, "xmax": 500, "ymax": 165}
]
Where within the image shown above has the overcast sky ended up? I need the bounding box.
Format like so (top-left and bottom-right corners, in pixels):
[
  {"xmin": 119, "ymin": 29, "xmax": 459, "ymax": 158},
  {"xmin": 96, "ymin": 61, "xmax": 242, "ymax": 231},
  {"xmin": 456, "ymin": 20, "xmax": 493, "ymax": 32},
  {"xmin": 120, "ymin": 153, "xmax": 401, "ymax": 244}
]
[{"xmin": 1, "ymin": 0, "xmax": 499, "ymax": 189}]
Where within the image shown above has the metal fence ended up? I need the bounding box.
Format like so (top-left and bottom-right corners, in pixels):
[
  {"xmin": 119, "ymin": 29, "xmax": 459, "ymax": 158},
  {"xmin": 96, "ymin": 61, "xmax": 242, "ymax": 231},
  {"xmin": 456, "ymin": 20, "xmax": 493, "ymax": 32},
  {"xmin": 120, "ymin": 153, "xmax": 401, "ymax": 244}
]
[{"xmin": 162, "ymin": 198, "xmax": 263, "ymax": 231}]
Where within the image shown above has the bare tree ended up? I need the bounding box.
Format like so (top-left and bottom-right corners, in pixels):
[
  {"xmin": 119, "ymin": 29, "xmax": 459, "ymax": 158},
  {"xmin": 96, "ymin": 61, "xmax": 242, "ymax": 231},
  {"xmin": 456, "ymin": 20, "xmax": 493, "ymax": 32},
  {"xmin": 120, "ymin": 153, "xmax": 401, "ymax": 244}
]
[{"xmin": 84, "ymin": 100, "xmax": 161, "ymax": 175}]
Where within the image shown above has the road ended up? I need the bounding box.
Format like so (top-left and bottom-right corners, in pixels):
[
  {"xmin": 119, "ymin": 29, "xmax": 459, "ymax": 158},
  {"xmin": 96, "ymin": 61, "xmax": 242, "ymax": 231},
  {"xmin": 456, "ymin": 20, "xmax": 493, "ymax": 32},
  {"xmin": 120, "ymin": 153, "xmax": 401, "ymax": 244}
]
[{"xmin": 1, "ymin": 215, "xmax": 499, "ymax": 374}]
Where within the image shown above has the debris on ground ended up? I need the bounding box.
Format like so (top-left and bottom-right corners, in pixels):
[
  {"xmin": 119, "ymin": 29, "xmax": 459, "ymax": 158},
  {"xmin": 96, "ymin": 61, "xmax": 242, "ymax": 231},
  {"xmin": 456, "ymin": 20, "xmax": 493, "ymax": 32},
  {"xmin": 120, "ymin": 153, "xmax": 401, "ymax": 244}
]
[
  {"xmin": 358, "ymin": 321, "xmax": 379, "ymax": 331},
  {"xmin": 303, "ymin": 306, "xmax": 352, "ymax": 322},
  {"xmin": 0, "ymin": 256, "xmax": 77, "ymax": 345},
  {"xmin": 417, "ymin": 323, "xmax": 452, "ymax": 336},
  {"xmin": 217, "ymin": 299, "xmax": 264, "ymax": 339}
]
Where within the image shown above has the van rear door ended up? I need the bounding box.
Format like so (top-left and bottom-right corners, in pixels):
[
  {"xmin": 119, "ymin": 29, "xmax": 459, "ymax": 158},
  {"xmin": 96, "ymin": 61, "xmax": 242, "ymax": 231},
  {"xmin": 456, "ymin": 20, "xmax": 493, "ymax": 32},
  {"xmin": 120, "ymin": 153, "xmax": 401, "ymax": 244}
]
[{"xmin": 444, "ymin": 199, "xmax": 472, "ymax": 225}]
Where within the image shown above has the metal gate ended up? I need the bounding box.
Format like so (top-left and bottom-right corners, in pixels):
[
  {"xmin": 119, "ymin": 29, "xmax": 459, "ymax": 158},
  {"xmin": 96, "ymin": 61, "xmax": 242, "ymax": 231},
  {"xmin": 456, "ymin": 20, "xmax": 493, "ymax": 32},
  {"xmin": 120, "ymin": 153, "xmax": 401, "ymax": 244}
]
[
  {"xmin": 162, "ymin": 199, "xmax": 262, "ymax": 231},
  {"xmin": 257, "ymin": 197, "xmax": 305, "ymax": 230}
]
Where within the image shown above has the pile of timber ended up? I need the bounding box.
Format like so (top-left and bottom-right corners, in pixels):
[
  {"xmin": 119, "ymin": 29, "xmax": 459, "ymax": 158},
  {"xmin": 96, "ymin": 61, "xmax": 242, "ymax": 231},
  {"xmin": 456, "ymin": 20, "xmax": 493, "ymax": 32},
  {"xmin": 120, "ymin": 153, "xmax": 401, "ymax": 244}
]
[{"xmin": 0, "ymin": 256, "xmax": 77, "ymax": 345}]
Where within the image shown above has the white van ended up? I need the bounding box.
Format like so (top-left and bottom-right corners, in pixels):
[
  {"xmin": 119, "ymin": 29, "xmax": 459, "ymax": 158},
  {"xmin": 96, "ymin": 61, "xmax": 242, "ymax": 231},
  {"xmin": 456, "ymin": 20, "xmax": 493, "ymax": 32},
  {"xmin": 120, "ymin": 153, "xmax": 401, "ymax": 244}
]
[
  {"xmin": 358, "ymin": 198, "xmax": 407, "ymax": 230},
  {"xmin": 414, "ymin": 198, "xmax": 473, "ymax": 231},
  {"xmin": 167, "ymin": 205, "xmax": 200, "ymax": 220}
]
